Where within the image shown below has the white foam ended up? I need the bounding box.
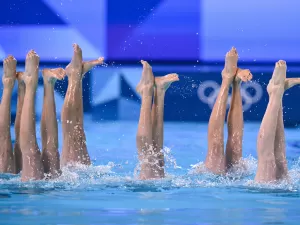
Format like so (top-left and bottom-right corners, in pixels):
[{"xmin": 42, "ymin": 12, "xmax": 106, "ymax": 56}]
[{"xmin": 0, "ymin": 156, "xmax": 299, "ymax": 192}]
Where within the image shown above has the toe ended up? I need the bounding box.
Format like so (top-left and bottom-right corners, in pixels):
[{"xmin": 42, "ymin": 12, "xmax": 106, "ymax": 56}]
[
  {"xmin": 73, "ymin": 44, "xmax": 81, "ymax": 52},
  {"xmin": 279, "ymin": 60, "xmax": 286, "ymax": 66},
  {"xmin": 170, "ymin": 74, "xmax": 179, "ymax": 81},
  {"xmin": 231, "ymin": 47, "xmax": 237, "ymax": 54},
  {"xmin": 241, "ymin": 75, "xmax": 247, "ymax": 82},
  {"xmin": 141, "ymin": 60, "xmax": 151, "ymax": 69},
  {"xmin": 248, "ymin": 73, "xmax": 253, "ymax": 80},
  {"xmin": 173, "ymin": 73, "xmax": 179, "ymax": 79},
  {"xmin": 27, "ymin": 50, "xmax": 33, "ymax": 58}
]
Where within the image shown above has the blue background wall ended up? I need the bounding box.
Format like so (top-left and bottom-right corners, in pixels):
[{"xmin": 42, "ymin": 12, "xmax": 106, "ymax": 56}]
[
  {"xmin": 0, "ymin": 0, "xmax": 300, "ymax": 61},
  {"xmin": 0, "ymin": 0, "xmax": 300, "ymax": 124},
  {"xmin": 1, "ymin": 64, "xmax": 300, "ymax": 126}
]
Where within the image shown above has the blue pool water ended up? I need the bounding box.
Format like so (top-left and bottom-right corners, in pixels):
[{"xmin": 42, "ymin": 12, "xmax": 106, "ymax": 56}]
[{"xmin": 1, "ymin": 119, "xmax": 300, "ymax": 225}]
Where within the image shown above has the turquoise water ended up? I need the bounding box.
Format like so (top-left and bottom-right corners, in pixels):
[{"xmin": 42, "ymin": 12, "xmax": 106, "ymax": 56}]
[{"xmin": 1, "ymin": 120, "xmax": 300, "ymax": 225}]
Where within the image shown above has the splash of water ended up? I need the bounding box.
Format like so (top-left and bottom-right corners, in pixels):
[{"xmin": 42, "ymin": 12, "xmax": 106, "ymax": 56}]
[
  {"xmin": 170, "ymin": 75, "xmax": 199, "ymax": 99},
  {"xmin": 162, "ymin": 146, "xmax": 181, "ymax": 170},
  {"xmin": 0, "ymin": 156, "xmax": 299, "ymax": 193}
]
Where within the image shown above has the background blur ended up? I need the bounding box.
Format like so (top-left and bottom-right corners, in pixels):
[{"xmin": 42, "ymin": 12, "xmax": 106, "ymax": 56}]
[{"xmin": 1, "ymin": 0, "xmax": 300, "ymax": 125}]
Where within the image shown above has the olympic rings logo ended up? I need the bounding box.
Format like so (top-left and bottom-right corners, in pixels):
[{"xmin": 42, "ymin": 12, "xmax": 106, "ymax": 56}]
[{"xmin": 197, "ymin": 81, "xmax": 263, "ymax": 111}]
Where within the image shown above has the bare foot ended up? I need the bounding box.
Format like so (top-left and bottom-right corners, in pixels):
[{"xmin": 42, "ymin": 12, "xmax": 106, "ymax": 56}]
[
  {"xmin": 136, "ymin": 60, "xmax": 155, "ymax": 95},
  {"xmin": 235, "ymin": 68, "xmax": 253, "ymax": 82},
  {"xmin": 71, "ymin": 43, "xmax": 83, "ymax": 67},
  {"xmin": 267, "ymin": 60, "xmax": 286, "ymax": 95},
  {"xmin": 284, "ymin": 78, "xmax": 300, "ymax": 90},
  {"xmin": 3, "ymin": 55, "xmax": 17, "ymax": 88},
  {"xmin": 22, "ymin": 50, "xmax": 40, "ymax": 88},
  {"xmin": 3, "ymin": 55, "xmax": 17, "ymax": 78},
  {"xmin": 155, "ymin": 73, "xmax": 179, "ymax": 90},
  {"xmin": 222, "ymin": 47, "xmax": 238, "ymax": 81},
  {"xmin": 42, "ymin": 68, "xmax": 66, "ymax": 84},
  {"xmin": 65, "ymin": 44, "xmax": 83, "ymax": 77},
  {"xmin": 66, "ymin": 44, "xmax": 103, "ymax": 79},
  {"xmin": 82, "ymin": 57, "xmax": 104, "ymax": 76}
]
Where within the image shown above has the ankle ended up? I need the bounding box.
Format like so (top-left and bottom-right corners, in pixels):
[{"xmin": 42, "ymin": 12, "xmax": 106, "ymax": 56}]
[
  {"xmin": 233, "ymin": 79, "xmax": 241, "ymax": 86},
  {"xmin": 43, "ymin": 78, "xmax": 56, "ymax": 87},
  {"xmin": 155, "ymin": 87, "xmax": 166, "ymax": 95},
  {"xmin": 25, "ymin": 86, "xmax": 38, "ymax": 94},
  {"xmin": 269, "ymin": 88, "xmax": 284, "ymax": 97},
  {"xmin": 2, "ymin": 85, "xmax": 14, "ymax": 92},
  {"xmin": 142, "ymin": 85, "xmax": 154, "ymax": 96},
  {"xmin": 68, "ymin": 76, "xmax": 82, "ymax": 85}
]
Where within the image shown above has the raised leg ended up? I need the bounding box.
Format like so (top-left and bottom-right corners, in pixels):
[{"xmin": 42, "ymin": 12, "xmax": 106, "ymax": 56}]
[
  {"xmin": 61, "ymin": 44, "xmax": 103, "ymax": 166},
  {"xmin": 225, "ymin": 69, "xmax": 252, "ymax": 170},
  {"xmin": 273, "ymin": 78, "xmax": 300, "ymax": 180},
  {"xmin": 274, "ymin": 102, "xmax": 288, "ymax": 180},
  {"xmin": 41, "ymin": 68, "xmax": 65, "ymax": 178},
  {"xmin": 136, "ymin": 60, "xmax": 157, "ymax": 180},
  {"xmin": 205, "ymin": 47, "xmax": 238, "ymax": 174},
  {"xmin": 151, "ymin": 73, "xmax": 179, "ymax": 178},
  {"xmin": 19, "ymin": 50, "xmax": 44, "ymax": 181},
  {"xmin": 255, "ymin": 60, "xmax": 286, "ymax": 183},
  {"xmin": 0, "ymin": 56, "xmax": 16, "ymax": 173},
  {"xmin": 13, "ymin": 72, "xmax": 25, "ymax": 174}
]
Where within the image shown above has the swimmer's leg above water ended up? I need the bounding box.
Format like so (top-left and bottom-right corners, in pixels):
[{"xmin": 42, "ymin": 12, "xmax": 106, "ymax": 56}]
[
  {"xmin": 205, "ymin": 47, "xmax": 238, "ymax": 174},
  {"xmin": 136, "ymin": 61, "xmax": 155, "ymax": 179},
  {"xmin": 41, "ymin": 68, "xmax": 65, "ymax": 178},
  {"xmin": 0, "ymin": 55, "xmax": 16, "ymax": 173},
  {"xmin": 254, "ymin": 61, "xmax": 300, "ymax": 182},
  {"xmin": 225, "ymin": 68, "xmax": 252, "ymax": 170},
  {"xmin": 14, "ymin": 72, "xmax": 26, "ymax": 174},
  {"xmin": 255, "ymin": 60, "xmax": 286, "ymax": 183},
  {"xmin": 274, "ymin": 101, "xmax": 287, "ymax": 180},
  {"xmin": 19, "ymin": 50, "xmax": 44, "ymax": 181},
  {"xmin": 136, "ymin": 60, "xmax": 178, "ymax": 179},
  {"xmin": 151, "ymin": 73, "xmax": 179, "ymax": 178},
  {"xmin": 272, "ymin": 78, "xmax": 300, "ymax": 180},
  {"xmin": 61, "ymin": 43, "xmax": 104, "ymax": 166}
]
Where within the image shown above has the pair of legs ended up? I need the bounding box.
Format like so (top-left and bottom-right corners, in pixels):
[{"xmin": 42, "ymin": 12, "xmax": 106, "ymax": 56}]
[
  {"xmin": 61, "ymin": 44, "xmax": 103, "ymax": 166},
  {"xmin": 136, "ymin": 60, "xmax": 179, "ymax": 180},
  {"xmin": 255, "ymin": 61, "xmax": 300, "ymax": 183},
  {"xmin": 18, "ymin": 50, "xmax": 64, "ymax": 181},
  {"xmin": 205, "ymin": 47, "xmax": 252, "ymax": 174},
  {"xmin": 15, "ymin": 44, "xmax": 102, "ymax": 181}
]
